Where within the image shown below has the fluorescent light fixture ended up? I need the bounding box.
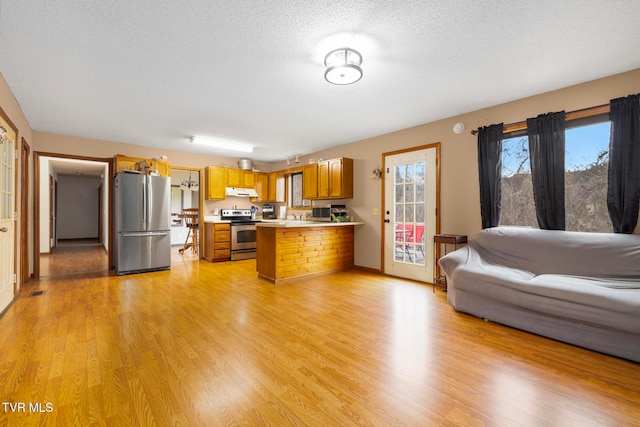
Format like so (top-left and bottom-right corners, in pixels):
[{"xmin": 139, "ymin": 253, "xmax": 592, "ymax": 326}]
[{"xmin": 190, "ymin": 136, "xmax": 253, "ymax": 153}]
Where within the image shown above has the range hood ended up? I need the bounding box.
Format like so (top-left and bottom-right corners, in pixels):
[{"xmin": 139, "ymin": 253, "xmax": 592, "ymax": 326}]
[{"xmin": 225, "ymin": 187, "xmax": 258, "ymax": 197}]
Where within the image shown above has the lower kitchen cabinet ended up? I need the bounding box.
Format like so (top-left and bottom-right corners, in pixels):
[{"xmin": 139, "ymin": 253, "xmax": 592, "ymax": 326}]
[{"xmin": 204, "ymin": 222, "xmax": 231, "ymax": 261}]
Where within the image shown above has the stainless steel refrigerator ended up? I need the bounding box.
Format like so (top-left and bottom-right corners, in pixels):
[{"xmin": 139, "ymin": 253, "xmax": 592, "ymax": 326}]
[{"xmin": 114, "ymin": 172, "xmax": 171, "ymax": 275}]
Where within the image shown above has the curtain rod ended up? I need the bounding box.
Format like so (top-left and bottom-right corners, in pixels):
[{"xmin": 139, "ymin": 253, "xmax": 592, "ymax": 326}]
[{"xmin": 470, "ymin": 103, "xmax": 610, "ymax": 135}]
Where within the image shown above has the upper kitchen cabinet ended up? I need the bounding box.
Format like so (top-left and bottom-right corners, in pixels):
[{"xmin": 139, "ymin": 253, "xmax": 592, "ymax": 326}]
[
  {"xmin": 269, "ymin": 172, "xmax": 286, "ymax": 202},
  {"xmin": 316, "ymin": 158, "xmax": 353, "ymax": 199},
  {"xmin": 254, "ymin": 172, "xmax": 285, "ymax": 203},
  {"xmin": 206, "ymin": 166, "xmax": 226, "ymax": 200},
  {"xmin": 303, "ymin": 164, "xmax": 318, "ymax": 200},
  {"xmin": 253, "ymin": 172, "xmax": 269, "ymax": 202},
  {"xmin": 226, "ymin": 168, "xmax": 255, "ymax": 188}
]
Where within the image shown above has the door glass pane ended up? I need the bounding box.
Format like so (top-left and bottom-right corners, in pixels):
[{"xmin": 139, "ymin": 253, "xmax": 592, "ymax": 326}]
[
  {"xmin": 416, "ymin": 162, "xmax": 425, "ymax": 181},
  {"xmin": 395, "ymin": 184, "xmax": 404, "ymax": 203},
  {"xmin": 395, "ymin": 205, "xmax": 404, "ymax": 223},
  {"xmin": 415, "ymin": 181, "xmax": 425, "ymax": 203},
  {"xmin": 416, "ymin": 204, "xmax": 425, "ymax": 223},
  {"xmin": 405, "ymin": 183, "xmax": 414, "ymax": 203},
  {"xmin": 404, "ymin": 204, "xmax": 414, "ymax": 223},
  {"xmin": 405, "ymin": 163, "xmax": 414, "ymax": 182}
]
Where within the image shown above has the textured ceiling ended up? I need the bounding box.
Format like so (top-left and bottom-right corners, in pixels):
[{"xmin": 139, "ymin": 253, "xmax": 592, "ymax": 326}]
[{"xmin": 1, "ymin": 1, "xmax": 640, "ymax": 162}]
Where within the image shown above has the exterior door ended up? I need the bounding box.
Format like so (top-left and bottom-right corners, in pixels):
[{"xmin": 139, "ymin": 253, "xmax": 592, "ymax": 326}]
[
  {"xmin": 0, "ymin": 115, "xmax": 16, "ymax": 313},
  {"xmin": 383, "ymin": 145, "xmax": 439, "ymax": 282}
]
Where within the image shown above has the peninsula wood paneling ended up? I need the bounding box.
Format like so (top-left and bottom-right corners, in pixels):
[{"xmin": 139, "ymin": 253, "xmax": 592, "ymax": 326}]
[{"xmin": 257, "ymin": 226, "xmax": 355, "ymax": 284}]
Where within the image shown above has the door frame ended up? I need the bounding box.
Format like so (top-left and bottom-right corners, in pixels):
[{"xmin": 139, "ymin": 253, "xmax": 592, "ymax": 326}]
[
  {"xmin": 20, "ymin": 138, "xmax": 30, "ymax": 285},
  {"xmin": 170, "ymin": 166, "xmax": 205, "ymax": 257},
  {"xmin": 33, "ymin": 152, "xmax": 114, "ymax": 278},
  {"xmin": 381, "ymin": 143, "xmax": 441, "ymax": 279}
]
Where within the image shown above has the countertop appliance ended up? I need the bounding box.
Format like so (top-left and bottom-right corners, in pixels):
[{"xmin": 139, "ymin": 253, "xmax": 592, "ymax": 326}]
[
  {"xmin": 114, "ymin": 172, "xmax": 171, "ymax": 274},
  {"xmin": 221, "ymin": 209, "xmax": 259, "ymax": 260},
  {"xmin": 262, "ymin": 204, "xmax": 276, "ymax": 219},
  {"xmin": 312, "ymin": 204, "xmax": 348, "ymax": 222}
]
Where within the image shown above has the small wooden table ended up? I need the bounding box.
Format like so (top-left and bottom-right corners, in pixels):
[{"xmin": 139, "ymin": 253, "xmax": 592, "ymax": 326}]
[{"xmin": 433, "ymin": 234, "xmax": 467, "ymax": 292}]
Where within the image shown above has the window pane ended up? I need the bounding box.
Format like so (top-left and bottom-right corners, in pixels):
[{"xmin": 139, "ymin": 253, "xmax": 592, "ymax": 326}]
[
  {"xmin": 405, "ymin": 183, "xmax": 414, "ymax": 203},
  {"xmin": 395, "ymin": 205, "xmax": 403, "ymax": 223},
  {"xmin": 565, "ymin": 122, "xmax": 610, "ymax": 232},
  {"xmin": 395, "ymin": 165, "xmax": 404, "ymax": 183},
  {"xmin": 395, "ymin": 184, "xmax": 404, "ymax": 203},
  {"xmin": 405, "ymin": 163, "xmax": 414, "ymax": 182},
  {"xmin": 415, "ymin": 162, "xmax": 425, "ymax": 182},
  {"xmin": 404, "ymin": 204, "xmax": 414, "ymax": 223},
  {"xmin": 416, "ymin": 204, "xmax": 425, "ymax": 223},
  {"xmin": 500, "ymin": 136, "xmax": 537, "ymax": 228},
  {"xmin": 415, "ymin": 180, "xmax": 425, "ymax": 203},
  {"xmin": 291, "ymin": 172, "xmax": 303, "ymax": 207}
]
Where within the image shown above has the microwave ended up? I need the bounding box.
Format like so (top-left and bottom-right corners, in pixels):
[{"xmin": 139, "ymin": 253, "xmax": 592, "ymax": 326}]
[{"xmin": 312, "ymin": 205, "xmax": 347, "ymax": 222}]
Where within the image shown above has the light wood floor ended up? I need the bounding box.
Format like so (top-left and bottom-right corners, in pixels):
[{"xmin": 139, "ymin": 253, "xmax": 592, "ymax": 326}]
[{"xmin": 1, "ymin": 260, "xmax": 639, "ymax": 426}]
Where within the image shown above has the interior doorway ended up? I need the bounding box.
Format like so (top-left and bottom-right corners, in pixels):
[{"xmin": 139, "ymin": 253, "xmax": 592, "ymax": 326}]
[
  {"xmin": 34, "ymin": 152, "xmax": 113, "ymax": 278},
  {"xmin": 170, "ymin": 167, "xmax": 203, "ymax": 263},
  {"xmin": 382, "ymin": 143, "xmax": 440, "ymax": 283}
]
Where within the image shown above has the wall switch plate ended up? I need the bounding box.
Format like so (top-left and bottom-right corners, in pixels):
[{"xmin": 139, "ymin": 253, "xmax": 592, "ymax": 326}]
[{"xmin": 373, "ymin": 208, "xmax": 379, "ymax": 216}]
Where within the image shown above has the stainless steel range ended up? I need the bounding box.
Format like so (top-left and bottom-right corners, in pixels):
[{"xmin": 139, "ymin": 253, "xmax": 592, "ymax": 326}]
[{"xmin": 221, "ymin": 209, "xmax": 259, "ymax": 260}]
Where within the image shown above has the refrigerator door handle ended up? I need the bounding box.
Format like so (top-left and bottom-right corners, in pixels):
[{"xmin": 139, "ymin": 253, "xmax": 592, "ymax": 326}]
[
  {"xmin": 121, "ymin": 232, "xmax": 170, "ymax": 237},
  {"xmin": 143, "ymin": 176, "xmax": 148, "ymax": 230}
]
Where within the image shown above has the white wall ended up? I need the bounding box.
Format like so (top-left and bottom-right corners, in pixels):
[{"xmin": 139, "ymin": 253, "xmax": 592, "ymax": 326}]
[
  {"xmin": 57, "ymin": 175, "xmax": 101, "ymax": 239},
  {"xmin": 101, "ymin": 164, "xmax": 109, "ymax": 250}
]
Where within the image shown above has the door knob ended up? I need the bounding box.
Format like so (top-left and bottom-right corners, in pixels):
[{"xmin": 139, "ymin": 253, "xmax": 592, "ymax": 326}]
[
  {"xmin": 0, "ymin": 227, "xmax": 8, "ymax": 232},
  {"xmin": 384, "ymin": 219, "xmax": 390, "ymax": 223}
]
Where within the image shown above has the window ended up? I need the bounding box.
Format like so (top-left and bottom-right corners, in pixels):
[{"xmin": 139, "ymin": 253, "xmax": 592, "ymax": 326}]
[
  {"xmin": 500, "ymin": 121, "xmax": 611, "ymax": 232},
  {"xmin": 289, "ymin": 172, "xmax": 309, "ymax": 208}
]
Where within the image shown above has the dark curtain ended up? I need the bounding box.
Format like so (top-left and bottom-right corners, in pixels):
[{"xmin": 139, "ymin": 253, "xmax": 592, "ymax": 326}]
[
  {"xmin": 477, "ymin": 124, "xmax": 504, "ymax": 228},
  {"xmin": 607, "ymin": 94, "xmax": 640, "ymax": 233},
  {"xmin": 527, "ymin": 112, "xmax": 566, "ymax": 230}
]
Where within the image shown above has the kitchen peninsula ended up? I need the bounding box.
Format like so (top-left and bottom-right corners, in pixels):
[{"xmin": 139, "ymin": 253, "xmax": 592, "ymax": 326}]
[{"xmin": 256, "ymin": 221, "xmax": 363, "ymax": 284}]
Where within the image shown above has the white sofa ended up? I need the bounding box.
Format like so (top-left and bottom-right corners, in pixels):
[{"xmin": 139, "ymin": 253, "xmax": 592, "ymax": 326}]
[{"xmin": 439, "ymin": 226, "xmax": 640, "ymax": 362}]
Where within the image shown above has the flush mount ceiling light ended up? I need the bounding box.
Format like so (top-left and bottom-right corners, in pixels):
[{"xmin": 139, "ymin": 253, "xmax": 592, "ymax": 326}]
[
  {"xmin": 190, "ymin": 136, "xmax": 253, "ymax": 153},
  {"xmin": 324, "ymin": 47, "xmax": 363, "ymax": 85}
]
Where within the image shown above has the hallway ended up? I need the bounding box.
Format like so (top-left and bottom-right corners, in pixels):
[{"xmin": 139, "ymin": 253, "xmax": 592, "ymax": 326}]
[{"xmin": 40, "ymin": 239, "xmax": 109, "ymax": 278}]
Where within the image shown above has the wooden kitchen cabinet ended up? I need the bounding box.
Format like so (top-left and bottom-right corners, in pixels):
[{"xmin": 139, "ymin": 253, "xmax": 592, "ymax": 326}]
[
  {"xmin": 206, "ymin": 166, "xmax": 226, "ymax": 200},
  {"xmin": 316, "ymin": 157, "xmax": 353, "ymax": 199},
  {"xmin": 267, "ymin": 172, "xmax": 277, "ymax": 202},
  {"xmin": 226, "ymin": 168, "xmax": 255, "ymax": 188},
  {"xmin": 303, "ymin": 163, "xmax": 318, "ymax": 199},
  {"xmin": 204, "ymin": 222, "xmax": 231, "ymax": 261},
  {"xmin": 253, "ymin": 172, "xmax": 269, "ymax": 202}
]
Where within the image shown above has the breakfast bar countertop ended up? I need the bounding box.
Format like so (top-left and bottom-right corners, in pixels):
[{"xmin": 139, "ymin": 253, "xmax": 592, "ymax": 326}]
[{"xmin": 256, "ymin": 220, "xmax": 364, "ymax": 228}]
